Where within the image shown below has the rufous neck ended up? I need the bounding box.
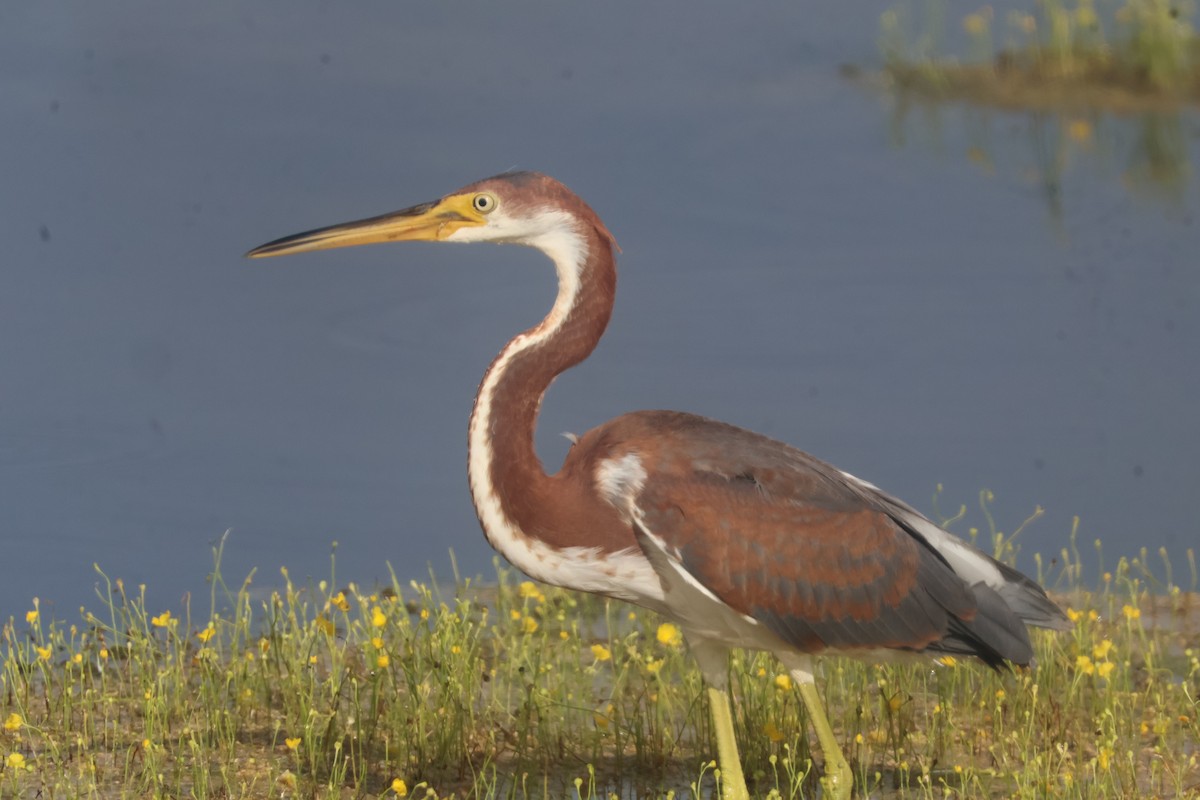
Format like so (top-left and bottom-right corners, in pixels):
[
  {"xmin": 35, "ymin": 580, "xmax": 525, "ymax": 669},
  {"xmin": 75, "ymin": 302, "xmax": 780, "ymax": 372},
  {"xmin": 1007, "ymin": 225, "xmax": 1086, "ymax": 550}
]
[{"xmin": 467, "ymin": 222, "xmax": 616, "ymax": 536}]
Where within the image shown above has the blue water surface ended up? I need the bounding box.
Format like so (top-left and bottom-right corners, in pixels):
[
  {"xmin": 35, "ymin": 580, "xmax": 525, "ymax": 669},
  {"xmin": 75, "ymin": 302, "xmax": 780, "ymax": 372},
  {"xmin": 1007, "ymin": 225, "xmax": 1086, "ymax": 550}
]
[{"xmin": 1, "ymin": 1, "xmax": 1197, "ymax": 621}]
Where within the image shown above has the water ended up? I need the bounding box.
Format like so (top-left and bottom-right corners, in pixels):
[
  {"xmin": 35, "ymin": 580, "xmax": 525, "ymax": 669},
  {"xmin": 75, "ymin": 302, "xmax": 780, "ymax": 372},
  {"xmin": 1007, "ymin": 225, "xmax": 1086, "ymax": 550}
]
[{"xmin": 1, "ymin": 1, "xmax": 1197, "ymax": 622}]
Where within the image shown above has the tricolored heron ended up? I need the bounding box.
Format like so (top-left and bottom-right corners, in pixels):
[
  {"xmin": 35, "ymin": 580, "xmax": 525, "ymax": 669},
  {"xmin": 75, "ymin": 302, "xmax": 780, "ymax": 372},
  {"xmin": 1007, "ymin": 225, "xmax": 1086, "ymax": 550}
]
[{"xmin": 248, "ymin": 172, "xmax": 1069, "ymax": 800}]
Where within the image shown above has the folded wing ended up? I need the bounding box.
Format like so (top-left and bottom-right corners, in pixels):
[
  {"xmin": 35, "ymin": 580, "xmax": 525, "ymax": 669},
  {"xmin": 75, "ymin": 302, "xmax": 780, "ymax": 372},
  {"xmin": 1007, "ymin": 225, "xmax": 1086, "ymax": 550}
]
[{"xmin": 594, "ymin": 411, "xmax": 1068, "ymax": 667}]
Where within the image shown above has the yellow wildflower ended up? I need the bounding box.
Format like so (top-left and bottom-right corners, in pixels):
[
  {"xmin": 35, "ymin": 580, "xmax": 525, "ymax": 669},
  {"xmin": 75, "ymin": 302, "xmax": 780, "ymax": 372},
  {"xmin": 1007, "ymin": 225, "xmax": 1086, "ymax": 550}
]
[
  {"xmin": 315, "ymin": 615, "xmax": 334, "ymax": 635},
  {"xmin": 285, "ymin": 737, "xmax": 301, "ymax": 751},
  {"xmin": 559, "ymin": 630, "xmax": 569, "ymax": 640},
  {"xmin": 150, "ymin": 610, "xmax": 172, "ymax": 628},
  {"xmin": 1067, "ymin": 119, "xmax": 1093, "ymax": 144},
  {"xmin": 377, "ymin": 652, "xmax": 390, "ymax": 668},
  {"xmin": 1076, "ymin": 655, "xmax": 1095, "ymax": 675},
  {"xmin": 591, "ymin": 644, "xmax": 612, "ymax": 662},
  {"xmin": 774, "ymin": 673, "xmax": 792, "ymax": 691},
  {"xmin": 371, "ymin": 636, "xmax": 384, "ymax": 649},
  {"xmin": 522, "ymin": 616, "xmax": 539, "ymax": 634},
  {"xmin": 509, "ymin": 609, "xmax": 522, "ymax": 621},
  {"xmin": 763, "ymin": 720, "xmax": 786, "ymax": 743},
  {"xmin": 1093, "ymin": 639, "xmax": 1113, "ymax": 660},
  {"xmin": 1122, "ymin": 604, "xmax": 1141, "ymax": 620},
  {"xmin": 1066, "ymin": 607, "xmax": 1083, "ymax": 623},
  {"xmin": 963, "ymin": 13, "xmax": 988, "ymax": 35},
  {"xmin": 331, "ymin": 592, "xmax": 350, "ymax": 612},
  {"xmin": 25, "ymin": 609, "xmax": 37, "ymax": 625},
  {"xmin": 6, "ymin": 752, "xmax": 26, "ymax": 770},
  {"xmin": 646, "ymin": 658, "xmax": 664, "ymax": 674},
  {"xmin": 450, "ymin": 644, "xmax": 462, "ymax": 654},
  {"xmin": 517, "ymin": 581, "xmax": 540, "ymax": 599},
  {"xmin": 372, "ymin": 606, "xmax": 387, "ymax": 628},
  {"xmin": 99, "ymin": 648, "xmax": 109, "ymax": 660},
  {"xmin": 35, "ymin": 645, "xmax": 51, "ymax": 661},
  {"xmin": 1098, "ymin": 746, "xmax": 1112, "ymax": 770},
  {"xmin": 1097, "ymin": 661, "xmax": 1115, "ymax": 679},
  {"xmin": 593, "ymin": 703, "xmax": 614, "ymax": 729},
  {"xmin": 3, "ymin": 714, "xmax": 21, "ymax": 732},
  {"xmin": 656, "ymin": 622, "xmax": 682, "ymax": 647},
  {"xmin": 196, "ymin": 624, "xmax": 216, "ymax": 643},
  {"xmin": 938, "ymin": 655, "xmax": 958, "ymax": 668},
  {"xmin": 419, "ymin": 608, "xmax": 429, "ymax": 621},
  {"xmin": 72, "ymin": 653, "xmax": 83, "ymax": 664},
  {"xmin": 1087, "ymin": 610, "xmax": 1098, "ymax": 621},
  {"xmin": 854, "ymin": 733, "xmax": 864, "ymax": 744},
  {"xmin": 392, "ymin": 778, "xmax": 409, "ymax": 796}
]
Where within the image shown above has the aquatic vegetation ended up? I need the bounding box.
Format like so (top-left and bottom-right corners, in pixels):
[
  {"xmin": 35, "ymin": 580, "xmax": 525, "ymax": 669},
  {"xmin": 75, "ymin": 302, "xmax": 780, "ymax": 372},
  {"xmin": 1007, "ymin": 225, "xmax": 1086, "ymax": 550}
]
[
  {"xmin": 0, "ymin": 533, "xmax": 1197, "ymax": 798},
  {"xmin": 879, "ymin": 0, "xmax": 1200, "ymax": 110}
]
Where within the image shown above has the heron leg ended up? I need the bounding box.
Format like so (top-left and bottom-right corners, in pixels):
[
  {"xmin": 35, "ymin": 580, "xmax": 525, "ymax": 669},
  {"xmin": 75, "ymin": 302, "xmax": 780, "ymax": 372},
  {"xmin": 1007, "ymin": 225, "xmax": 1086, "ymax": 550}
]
[
  {"xmin": 705, "ymin": 685, "xmax": 750, "ymax": 800},
  {"xmin": 793, "ymin": 669, "xmax": 853, "ymax": 800},
  {"xmin": 687, "ymin": 637, "xmax": 750, "ymax": 800}
]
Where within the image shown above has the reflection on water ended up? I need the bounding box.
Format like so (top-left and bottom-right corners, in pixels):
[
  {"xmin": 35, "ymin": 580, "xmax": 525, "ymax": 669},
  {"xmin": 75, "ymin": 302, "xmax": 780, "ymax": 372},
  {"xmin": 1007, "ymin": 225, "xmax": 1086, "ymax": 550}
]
[
  {"xmin": 874, "ymin": 0, "xmax": 1198, "ymax": 222},
  {"xmin": 1125, "ymin": 112, "xmax": 1192, "ymax": 201},
  {"xmin": 883, "ymin": 96, "xmax": 1194, "ymax": 223}
]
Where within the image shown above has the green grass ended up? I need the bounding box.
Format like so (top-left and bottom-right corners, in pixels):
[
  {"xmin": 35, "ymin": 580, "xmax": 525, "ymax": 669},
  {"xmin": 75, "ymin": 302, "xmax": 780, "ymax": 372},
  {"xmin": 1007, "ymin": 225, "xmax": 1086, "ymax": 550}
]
[
  {"xmin": 2, "ymin": 527, "xmax": 1198, "ymax": 799},
  {"xmin": 878, "ymin": 0, "xmax": 1200, "ymax": 110}
]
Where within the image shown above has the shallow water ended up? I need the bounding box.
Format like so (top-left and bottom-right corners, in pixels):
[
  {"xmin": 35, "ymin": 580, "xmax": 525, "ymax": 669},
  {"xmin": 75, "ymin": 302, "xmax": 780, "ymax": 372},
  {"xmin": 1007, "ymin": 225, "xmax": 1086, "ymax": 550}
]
[{"xmin": 1, "ymin": 1, "xmax": 1197, "ymax": 621}]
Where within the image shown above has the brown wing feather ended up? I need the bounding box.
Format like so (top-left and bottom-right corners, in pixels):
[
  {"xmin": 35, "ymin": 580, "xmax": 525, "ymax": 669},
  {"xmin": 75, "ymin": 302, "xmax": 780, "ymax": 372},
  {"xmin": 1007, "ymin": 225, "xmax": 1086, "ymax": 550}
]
[
  {"xmin": 575, "ymin": 410, "xmax": 1036, "ymax": 664},
  {"xmin": 637, "ymin": 471, "xmax": 979, "ymax": 654}
]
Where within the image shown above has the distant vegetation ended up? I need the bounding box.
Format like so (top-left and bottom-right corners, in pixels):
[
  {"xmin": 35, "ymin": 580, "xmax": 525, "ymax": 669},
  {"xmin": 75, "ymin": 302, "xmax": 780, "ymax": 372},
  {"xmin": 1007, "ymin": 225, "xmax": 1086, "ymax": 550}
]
[
  {"xmin": 879, "ymin": 0, "xmax": 1200, "ymax": 110},
  {"xmin": 2, "ymin": 523, "xmax": 1198, "ymax": 798}
]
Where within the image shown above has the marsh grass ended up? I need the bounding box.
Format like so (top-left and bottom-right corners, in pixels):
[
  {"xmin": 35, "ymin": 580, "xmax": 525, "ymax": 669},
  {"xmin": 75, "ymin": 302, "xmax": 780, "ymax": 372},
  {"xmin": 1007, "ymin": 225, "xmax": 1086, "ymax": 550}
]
[
  {"xmin": 879, "ymin": 0, "xmax": 1200, "ymax": 111},
  {"xmin": 2, "ymin": 525, "xmax": 1198, "ymax": 799}
]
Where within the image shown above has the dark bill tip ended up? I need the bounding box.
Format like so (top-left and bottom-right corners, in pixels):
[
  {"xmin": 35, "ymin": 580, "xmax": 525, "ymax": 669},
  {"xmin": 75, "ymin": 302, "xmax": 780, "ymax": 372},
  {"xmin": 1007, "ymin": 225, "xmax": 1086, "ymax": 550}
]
[{"xmin": 245, "ymin": 200, "xmax": 445, "ymax": 259}]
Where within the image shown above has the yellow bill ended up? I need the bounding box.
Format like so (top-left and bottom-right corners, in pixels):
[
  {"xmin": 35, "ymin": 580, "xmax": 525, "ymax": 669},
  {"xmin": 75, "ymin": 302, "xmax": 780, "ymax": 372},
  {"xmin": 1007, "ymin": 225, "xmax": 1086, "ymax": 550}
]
[{"xmin": 246, "ymin": 193, "xmax": 484, "ymax": 258}]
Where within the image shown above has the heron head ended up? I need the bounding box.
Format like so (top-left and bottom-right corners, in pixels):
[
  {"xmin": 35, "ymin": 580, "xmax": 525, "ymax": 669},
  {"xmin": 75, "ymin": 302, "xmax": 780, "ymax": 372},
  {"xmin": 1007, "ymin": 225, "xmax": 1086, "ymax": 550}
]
[{"xmin": 246, "ymin": 171, "xmax": 616, "ymax": 259}]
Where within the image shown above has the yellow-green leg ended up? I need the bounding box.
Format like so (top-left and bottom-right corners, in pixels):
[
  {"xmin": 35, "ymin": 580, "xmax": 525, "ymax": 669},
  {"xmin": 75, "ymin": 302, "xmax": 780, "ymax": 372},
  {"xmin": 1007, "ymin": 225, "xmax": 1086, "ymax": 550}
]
[
  {"xmin": 797, "ymin": 680, "xmax": 853, "ymax": 800},
  {"xmin": 706, "ymin": 685, "xmax": 750, "ymax": 800}
]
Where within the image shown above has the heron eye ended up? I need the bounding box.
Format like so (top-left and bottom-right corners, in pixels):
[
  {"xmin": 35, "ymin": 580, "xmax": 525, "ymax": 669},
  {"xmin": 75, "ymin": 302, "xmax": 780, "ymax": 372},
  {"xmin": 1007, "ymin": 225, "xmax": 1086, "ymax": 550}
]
[{"xmin": 473, "ymin": 193, "xmax": 497, "ymax": 214}]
